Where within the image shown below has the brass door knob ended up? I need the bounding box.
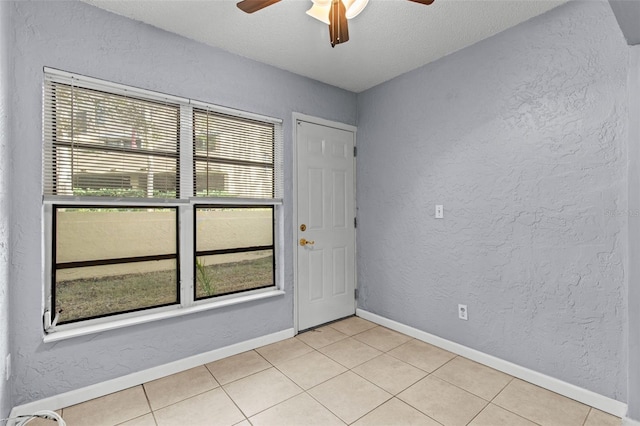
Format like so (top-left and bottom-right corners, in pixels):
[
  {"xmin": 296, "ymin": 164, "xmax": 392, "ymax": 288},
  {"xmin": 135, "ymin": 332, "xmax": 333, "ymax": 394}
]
[{"xmin": 299, "ymin": 238, "xmax": 315, "ymax": 246}]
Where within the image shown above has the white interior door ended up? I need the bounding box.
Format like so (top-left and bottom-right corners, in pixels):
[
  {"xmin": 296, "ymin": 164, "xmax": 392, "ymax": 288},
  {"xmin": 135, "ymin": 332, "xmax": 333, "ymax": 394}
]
[{"xmin": 296, "ymin": 119, "xmax": 356, "ymax": 331}]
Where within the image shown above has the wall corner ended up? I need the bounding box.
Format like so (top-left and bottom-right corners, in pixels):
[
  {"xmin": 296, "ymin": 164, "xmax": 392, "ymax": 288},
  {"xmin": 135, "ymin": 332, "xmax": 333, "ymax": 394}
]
[{"xmin": 627, "ymin": 44, "xmax": 640, "ymax": 421}]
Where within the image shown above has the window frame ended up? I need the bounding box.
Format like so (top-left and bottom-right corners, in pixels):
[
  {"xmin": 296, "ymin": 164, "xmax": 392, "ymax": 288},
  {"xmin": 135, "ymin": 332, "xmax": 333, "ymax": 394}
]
[
  {"xmin": 51, "ymin": 204, "xmax": 181, "ymax": 325},
  {"xmin": 42, "ymin": 68, "xmax": 285, "ymax": 338}
]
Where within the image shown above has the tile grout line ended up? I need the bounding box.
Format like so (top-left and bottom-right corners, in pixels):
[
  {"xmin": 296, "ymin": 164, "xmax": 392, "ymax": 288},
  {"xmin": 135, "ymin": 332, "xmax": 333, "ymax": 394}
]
[
  {"xmin": 485, "ymin": 377, "xmax": 544, "ymax": 424},
  {"xmin": 490, "ymin": 378, "xmax": 582, "ymax": 426},
  {"xmin": 114, "ymin": 383, "xmax": 158, "ymax": 426},
  {"xmin": 349, "ymin": 329, "xmax": 503, "ymax": 426},
  {"xmin": 490, "ymin": 376, "xmax": 515, "ymax": 403},
  {"xmin": 306, "ymin": 341, "xmax": 394, "ymax": 424},
  {"xmin": 301, "ymin": 370, "xmax": 351, "ymax": 424},
  {"xmin": 256, "ymin": 337, "xmax": 315, "ymax": 366},
  {"xmin": 132, "ymin": 384, "xmax": 156, "ymax": 426},
  {"xmin": 143, "ymin": 368, "xmax": 220, "ymax": 414},
  {"xmin": 462, "ymin": 399, "xmax": 491, "ymax": 426},
  {"xmin": 394, "ymin": 384, "xmax": 447, "ymax": 426},
  {"xmin": 149, "ymin": 410, "xmax": 160, "ymax": 426},
  {"xmin": 347, "ymin": 353, "xmax": 426, "ymax": 396},
  {"xmin": 206, "ymin": 350, "xmax": 272, "ymax": 387},
  {"xmin": 217, "ymin": 346, "xmax": 306, "ymax": 422},
  {"xmin": 217, "ymin": 373, "xmax": 253, "ymax": 424},
  {"xmin": 393, "ymin": 348, "xmax": 551, "ymax": 425},
  {"xmin": 344, "ymin": 394, "xmax": 393, "ymax": 426},
  {"xmin": 338, "ymin": 342, "xmax": 437, "ymax": 425},
  {"xmin": 269, "ymin": 348, "xmax": 344, "ymax": 393},
  {"xmin": 581, "ymin": 408, "xmax": 593, "ymax": 426},
  {"xmin": 280, "ymin": 332, "xmax": 424, "ymax": 424},
  {"xmin": 281, "ymin": 342, "xmax": 399, "ymax": 424},
  {"xmin": 347, "ymin": 333, "xmax": 437, "ymax": 424},
  {"xmin": 240, "ymin": 389, "xmax": 305, "ymax": 422},
  {"xmin": 430, "ymin": 358, "xmax": 514, "ymax": 403}
]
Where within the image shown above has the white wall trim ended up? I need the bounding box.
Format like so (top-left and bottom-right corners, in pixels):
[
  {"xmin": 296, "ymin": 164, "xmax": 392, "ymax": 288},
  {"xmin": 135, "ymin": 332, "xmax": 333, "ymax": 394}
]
[
  {"xmin": 623, "ymin": 418, "xmax": 640, "ymax": 426},
  {"xmin": 356, "ymin": 309, "xmax": 627, "ymax": 418},
  {"xmin": 292, "ymin": 112, "xmax": 357, "ymax": 133},
  {"xmin": 10, "ymin": 328, "xmax": 294, "ymax": 418}
]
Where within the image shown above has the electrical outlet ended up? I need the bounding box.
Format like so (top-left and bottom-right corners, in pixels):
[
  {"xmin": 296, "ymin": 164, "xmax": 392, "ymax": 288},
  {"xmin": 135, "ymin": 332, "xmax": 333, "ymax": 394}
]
[
  {"xmin": 458, "ymin": 304, "xmax": 468, "ymax": 321},
  {"xmin": 5, "ymin": 354, "xmax": 10, "ymax": 381}
]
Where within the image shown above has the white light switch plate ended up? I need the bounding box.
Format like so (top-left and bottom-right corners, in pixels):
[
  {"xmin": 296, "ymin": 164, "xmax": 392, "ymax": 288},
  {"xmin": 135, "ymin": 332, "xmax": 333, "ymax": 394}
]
[{"xmin": 435, "ymin": 205, "xmax": 444, "ymax": 219}]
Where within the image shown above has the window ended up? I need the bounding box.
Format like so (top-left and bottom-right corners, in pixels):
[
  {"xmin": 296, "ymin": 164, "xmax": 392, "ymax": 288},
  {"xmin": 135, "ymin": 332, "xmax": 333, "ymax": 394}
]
[
  {"xmin": 193, "ymin": 108, "xmax": 278, "ymax": 198},
  {"xmin": 52, "ymin": 206, "xmax": 179, "ymax": 324},
  {"xmin": 43, "ymin": 69, "xmax": 283, "ymax": 330},
  {"xmin": 43, "ymin": 79, "xmax": 180, "ymax": 199},
  {"xmin": 195, "ymin": 205, "xmax": 274, "ymax": 300}
]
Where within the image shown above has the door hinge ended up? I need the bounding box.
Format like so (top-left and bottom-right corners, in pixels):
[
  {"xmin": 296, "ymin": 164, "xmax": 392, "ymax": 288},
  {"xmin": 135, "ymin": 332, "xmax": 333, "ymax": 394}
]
[
  {"xmin": 354, "ymin": 217, "xmax": 357, "ymax": 228},
  {"xmin": 355, "ymin": 288, "xmax": 359, "ymax": 300},
  {"xmin": 353, "ymin": 146, "xmax": 357, "ymax": 157}
]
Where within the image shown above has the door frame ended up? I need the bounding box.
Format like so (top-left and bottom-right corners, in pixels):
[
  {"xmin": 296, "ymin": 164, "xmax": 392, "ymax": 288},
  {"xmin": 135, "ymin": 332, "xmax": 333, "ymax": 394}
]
[{"xmin": 292, "ymin": 112, "xmax": 358, "ymax": 334}]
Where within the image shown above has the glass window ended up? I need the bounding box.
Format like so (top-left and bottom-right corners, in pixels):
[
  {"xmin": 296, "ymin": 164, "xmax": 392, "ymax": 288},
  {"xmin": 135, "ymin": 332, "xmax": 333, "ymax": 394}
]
[
  {"xmin": 43, "ymin": 69, "xmax": 283, "ymax": 331},
  {"xmin": 43, "ymin": 80, "xmax": 180, "ymax": 199},
  {"xmin": 193, "ymin": 108, "xmax": 279, "ymax": 199},
  {"xmin": 53, "ymin": 206, "xmax": 179, "ymax": 324},
  {"xmin": 194, "ymin": 205, "xmax": 275, "ymax": 300}
]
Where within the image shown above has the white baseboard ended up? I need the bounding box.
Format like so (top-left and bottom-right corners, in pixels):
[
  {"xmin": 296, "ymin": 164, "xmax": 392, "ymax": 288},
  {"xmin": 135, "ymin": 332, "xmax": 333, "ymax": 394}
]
[
  {"xmin": 9, "ymin": 328, "xmax": 295, "ymax": 419},
  {"xmin": 356, "ymin": 309, "xmax": 627, "ymax": 418},
  {"xmin": 624, "ymin": 418, "xmax": 640, "ymax": 426}
]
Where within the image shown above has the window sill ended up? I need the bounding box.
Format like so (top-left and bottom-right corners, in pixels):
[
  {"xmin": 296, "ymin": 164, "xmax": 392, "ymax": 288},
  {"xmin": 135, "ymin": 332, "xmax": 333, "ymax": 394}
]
[{"xmin": 43, "ymin": 289, "xmax": 286, "ymax": 343}]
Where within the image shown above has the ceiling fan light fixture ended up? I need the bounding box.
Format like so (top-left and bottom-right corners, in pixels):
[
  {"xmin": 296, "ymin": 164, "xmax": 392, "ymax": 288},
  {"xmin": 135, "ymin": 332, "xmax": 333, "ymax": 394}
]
[
  {"xmin": 306, "ymin": 2, "xmax": 331, "ymax": 25},
  {"xmin": 343, "ymin": 0, "xmax": 369, "ymax": 19},
  {"xmin": 237, "ymin": 0, "xmax": 433, "ymax": 47}
]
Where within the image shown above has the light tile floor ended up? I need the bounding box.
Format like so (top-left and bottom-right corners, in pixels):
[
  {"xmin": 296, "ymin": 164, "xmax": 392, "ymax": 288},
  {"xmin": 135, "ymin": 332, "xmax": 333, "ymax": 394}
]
[{"xmin": 29, "ymin": 317, "xmax": 621, "ymax": 426}]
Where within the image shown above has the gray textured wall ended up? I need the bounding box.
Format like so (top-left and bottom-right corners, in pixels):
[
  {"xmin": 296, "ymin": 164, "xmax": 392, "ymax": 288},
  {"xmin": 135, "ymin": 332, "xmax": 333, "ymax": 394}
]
[
  {"xmin": 8, "ymin": 0, "xmax": 356, "ymax": 405},
  {"xmin": 0, "ymin": 0, "xmax": 13, "ymax": 418},
  {"xmin": 356, "ymin": 0, "xmax": 628, "ymax": 401}
]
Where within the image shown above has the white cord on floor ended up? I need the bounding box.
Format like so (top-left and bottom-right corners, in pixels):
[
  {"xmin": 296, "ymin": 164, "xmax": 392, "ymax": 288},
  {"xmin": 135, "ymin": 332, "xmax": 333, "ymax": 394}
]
[{"xmin": 1, "ymin": 410, "xmax": 65, "ymax": 426}]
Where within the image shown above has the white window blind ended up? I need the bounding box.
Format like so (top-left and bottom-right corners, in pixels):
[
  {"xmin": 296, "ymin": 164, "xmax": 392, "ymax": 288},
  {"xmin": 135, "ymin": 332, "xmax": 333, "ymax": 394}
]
[
  {"xmin": 43, "ymin": 75, "xmax": 180, "ymax": 199},
  {"xmin": 193, "ymin": 108, "xmax": 283, "ymax": 200}
]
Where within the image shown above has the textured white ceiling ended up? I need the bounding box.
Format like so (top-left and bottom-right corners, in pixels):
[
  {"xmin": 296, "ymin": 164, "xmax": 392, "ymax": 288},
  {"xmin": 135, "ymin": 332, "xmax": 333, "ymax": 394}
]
[{"xmin": 83, "ymin": 0, "xmax": 568, "ymax": 92}]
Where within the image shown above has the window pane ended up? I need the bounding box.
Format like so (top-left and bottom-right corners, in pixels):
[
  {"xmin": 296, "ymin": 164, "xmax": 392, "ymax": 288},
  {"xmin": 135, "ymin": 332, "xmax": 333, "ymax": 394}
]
[
  {"xmin": 193, "ymin": 109, "xmax": 275, "ymax": 198},
  {"xmin": 195, "ymin": 206, "xmax": 273, "ymax": 252},
  {"xmin": 194, "ymin": 160, "xmax": 273, "ymax": 198},
  {"xmin": 195, "ymin": 205, "xmax": 274, "ymax": 300},
  {"xmin": 196, "ymin": 251, "xmax": 274, "ymax": 299},
  {"xmin": 43, "ymin": 80, "xmax": 180, "ymax": 198},
  {"xmin": 193, "ymin": 110, "xmax": 273, "ymax": 164},
  {"xmin": 56, "ymin": 208, "xmax": 177, "ymax": 261},
  {"xmin": 56, "ymin": 260, "xmax": 178, "ymax": 324},
  {"xmin": 54, "ymin": 207, "xmax": 178, "ymax": 324}
]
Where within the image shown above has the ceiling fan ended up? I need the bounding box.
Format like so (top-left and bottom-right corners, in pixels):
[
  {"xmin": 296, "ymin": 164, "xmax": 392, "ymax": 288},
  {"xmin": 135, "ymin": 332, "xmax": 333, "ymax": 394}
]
[{"xmin": 237, "ymin": 0, "xmax": 435, "ymax": 48}]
